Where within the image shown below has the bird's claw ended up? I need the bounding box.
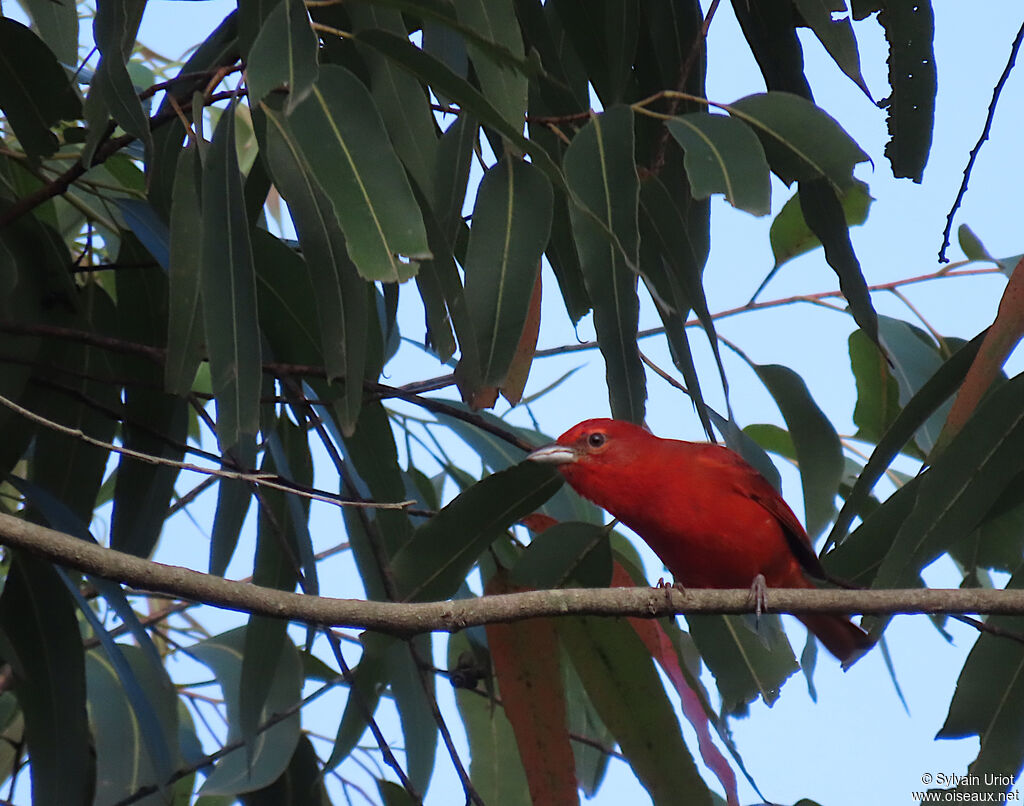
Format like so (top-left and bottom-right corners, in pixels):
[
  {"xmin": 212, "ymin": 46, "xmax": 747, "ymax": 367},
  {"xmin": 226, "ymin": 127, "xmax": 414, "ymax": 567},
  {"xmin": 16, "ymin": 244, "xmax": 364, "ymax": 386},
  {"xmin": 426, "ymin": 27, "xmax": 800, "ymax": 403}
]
[{"xmin": 748, "ymin": 574, "xmax": 768, "ymax": 623}]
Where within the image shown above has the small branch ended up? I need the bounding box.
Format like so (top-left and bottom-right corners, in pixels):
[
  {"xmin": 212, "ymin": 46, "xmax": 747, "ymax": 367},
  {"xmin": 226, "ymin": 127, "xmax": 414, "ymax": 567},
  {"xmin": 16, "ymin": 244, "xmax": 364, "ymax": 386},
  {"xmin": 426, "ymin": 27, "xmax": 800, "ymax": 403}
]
[
  {"xmin": 939, "ymin": 18, "xmax": 1024, "ymax": 263},
  {"xmin": 0, "ymin": 393, "xmax": 411, "ymax": 511},
  {"xmin": 5, "ymin": 513, "xmax": 1024, "ymax": 635}
]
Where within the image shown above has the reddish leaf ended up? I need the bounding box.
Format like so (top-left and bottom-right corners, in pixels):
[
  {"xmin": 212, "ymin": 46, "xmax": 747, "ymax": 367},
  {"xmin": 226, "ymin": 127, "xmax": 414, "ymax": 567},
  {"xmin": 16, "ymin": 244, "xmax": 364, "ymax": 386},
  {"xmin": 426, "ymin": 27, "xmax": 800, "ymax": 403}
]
[
  {"xmin": 485, "ymin": 573, "xmax": 579, "ymax": 806},
  {"xmin": 520, "ymin": 513, "xmax": 559, "ymax": 534},
  {"xmin": 501, "ymin": 265, "xmax": 543, "ymax": 405},
  {"xmin": 939, "ymin": 255, "xmax": 1024, "ymax": 450},
  {"xmin": 611, "ymin": 563, "xmax": 739, "ymax": 806}
]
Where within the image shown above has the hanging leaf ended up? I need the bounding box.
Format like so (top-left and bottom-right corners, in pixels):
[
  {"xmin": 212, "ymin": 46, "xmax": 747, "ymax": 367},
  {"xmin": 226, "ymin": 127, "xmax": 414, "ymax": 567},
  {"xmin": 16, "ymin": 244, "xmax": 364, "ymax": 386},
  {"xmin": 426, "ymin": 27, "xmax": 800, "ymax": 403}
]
[
  {"xmin": 666, "ymin": 113, "xmax": 771, "ymax": 216},
  {"xmin": 564, "ymin": 106, "xmax": 646, "ymax": 423},
  {"xmin": 285, "ymin": 65, "xmax": 431, "ymax": 281},
  {"xmin": 200, "ymin": 100, "xmax": 263, "ymax": 460}
]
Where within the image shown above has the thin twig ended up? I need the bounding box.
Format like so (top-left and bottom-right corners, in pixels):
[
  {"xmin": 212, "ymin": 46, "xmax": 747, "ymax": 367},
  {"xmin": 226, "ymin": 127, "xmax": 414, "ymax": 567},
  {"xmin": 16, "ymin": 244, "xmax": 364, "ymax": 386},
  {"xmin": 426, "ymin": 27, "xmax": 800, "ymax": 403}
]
[
  {"xmin": 0, "ymin": 392, "xmax": 412, "ymax": 510},
  {"xmin": 939, "ymin": 18, "xmax": 1024, "ymax": 262}
]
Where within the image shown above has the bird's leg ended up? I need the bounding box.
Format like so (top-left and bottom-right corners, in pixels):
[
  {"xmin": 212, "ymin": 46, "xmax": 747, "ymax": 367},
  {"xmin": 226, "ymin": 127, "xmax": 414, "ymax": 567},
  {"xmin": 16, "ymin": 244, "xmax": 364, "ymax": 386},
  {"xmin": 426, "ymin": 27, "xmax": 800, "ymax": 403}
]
[{"xmin": 748, "ymin": 573, "xmax": 768, "ymax": 623}]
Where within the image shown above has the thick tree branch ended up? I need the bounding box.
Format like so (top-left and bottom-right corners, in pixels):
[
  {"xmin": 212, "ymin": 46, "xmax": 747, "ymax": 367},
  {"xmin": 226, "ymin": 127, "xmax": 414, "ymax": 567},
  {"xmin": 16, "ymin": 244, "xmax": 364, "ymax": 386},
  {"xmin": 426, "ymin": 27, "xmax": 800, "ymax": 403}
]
[{"xmin": 3, "ymin": 513, "xmax": 1024, "ymax": 634}]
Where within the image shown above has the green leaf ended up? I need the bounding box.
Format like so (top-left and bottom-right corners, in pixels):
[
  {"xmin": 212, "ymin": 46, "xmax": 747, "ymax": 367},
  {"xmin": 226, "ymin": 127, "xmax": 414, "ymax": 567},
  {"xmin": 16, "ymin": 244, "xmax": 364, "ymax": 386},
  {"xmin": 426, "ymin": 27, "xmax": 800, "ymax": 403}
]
[
  {"xmin": 247, "ymin": 0, "xmax": 319, "ymax": 111},
  {"xmin": 0, "ymin": 19, "xmax": 82, "ymax": 158},
  {"xmin": 285, "ymin": 65, "xmax": 431, "ymax": 281},
  {"xmin": 352, "ymin": 29, "xmax": 563, "ymax": 184},
  {"xmin": 454, "ymin": 0, "xmax": 528, "ymax": 134},
  {"xmin": 387, "ymin": 637, "xmax": 438, "ymax": 793},
  {"xmin": 880, "ymin": 1, "xmax": 936, "ymax": 182},
  {"xmin": 448, "ymin": 631, "xmax": 532, "ymax": 804},
  {"xmin": 194, "ymin": 627, "xmax": 302, "ymax": 797},
  {"xmin": 351, "ymin": 4, "xmax": 439, "ymax": 196},
  {"xmin": 869, "ymin": 373, "xmax": 1024, "ymax": 597},
  {"xmin": 564, "ymin": 106, "xmax": 645, "ymax": 423},
  {"xmin": 0, "ymin": 554, "xmax": 93, "ymax": 806},
  {"xmin": 461, "ymin": 157, "xmax": 553, "ymax": 387},
  {"xmin": 240, "ymin": 443, "xmax": 302, "ymax": 759},
  {"xmin": 666, "ymin": 113, "xmax": 771, "ymax": 215},
  {"xmin": 112, "ymin": 256, "xmax": 189, "ymax": 558},
  {"xmin": 798, "ymin": 177, "xmax": 879, "ymax": 345},
  {"xmin": 792, "ymin": 0, "xmax": 871, "ymax": 98},
  {"xmin": 937, "ymin": 564, "xmax": 1024, "ymax": 788},
  {"xmin": 687, "ymin": 614, "xmax": 798, "ymax": 715},
  {"xmin": 258, "ymin": 105, "xmax": 368, "ymax": 428},
  {"xmin": 754, "ymin": 364, "xmax": 844, "ymax": 539},
  {"xmin": 326, "ymin": 632, "xmax": 392, "ymax": 771},
  {"xmin": 391, "ymin": 461, "xmax": 564, "ymax": 601},
  {"xmin": 769, "ymin": 180, "xmax": 872, "ymax": 270},
  {"xmin": 241, "ymin": 734, "xmax": 332, "ymax": 806},
  {"xmin": 86, "ymin": 646, "xmax": 181, "ymax": 806},
  {"xmin": 849, "ymin": 328, "xmax": 900, "ymax": 444},
  {"xmin": 826, "ymin": 330, "xmax": 985, "ymax": 552},
  {"xmin": 559, "ymin": 616, "xmax": 711, "ymax": 805},
  {"xmin": 958, "ymin": 224, "xmax": 995, "ymax": 263},
  {"xmin": 878, "ymin": 316, "xmax": 948, "ymax": 453},
  {"xmin": 510, "ymin": 521, "xmax": 612, "ymax": 589},
  {"xmin": 20, "ymin": 0, "xmax": 79, "ymax": 65},
  {"xmin": 83, "ymin": 0, "xmax": 151, "ymax": 165},
  {"xmin": 727, "ymin": 91, "xmax": 869, "ymax": 189},
  {"xmin": 200, "ymin": 100, "xmax": 263, "ymax": 457},
  {"xmin": 165, "ymin": 144, "xmax": 205, "ymax": 395}
]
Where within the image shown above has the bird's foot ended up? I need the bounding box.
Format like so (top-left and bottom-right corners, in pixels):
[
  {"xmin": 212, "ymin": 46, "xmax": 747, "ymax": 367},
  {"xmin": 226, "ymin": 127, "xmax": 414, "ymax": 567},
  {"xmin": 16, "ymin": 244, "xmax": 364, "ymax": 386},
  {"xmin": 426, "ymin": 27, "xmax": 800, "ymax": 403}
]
[
  {"xmin": 655, "ymin": 577, "xmax": 686, "ymax": 592},
  {"xmin": 748, "ymin": 574, "xmax": 768, "ymax": 623}
]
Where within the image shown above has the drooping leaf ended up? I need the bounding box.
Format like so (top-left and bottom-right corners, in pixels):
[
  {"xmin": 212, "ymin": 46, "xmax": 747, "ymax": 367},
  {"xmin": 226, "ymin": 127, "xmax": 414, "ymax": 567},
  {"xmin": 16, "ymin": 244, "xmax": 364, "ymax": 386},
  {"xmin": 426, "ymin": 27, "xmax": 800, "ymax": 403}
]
[
  {"xmin": 826, "ymin": 330, "xmax": 985, "ymax": 550},
  {"xmin": 258, "ymin": 104, "xmax": 368, "ymax": 429},
  {"xmin": 665, "ymin": 113, "xmax": 771, "ymax": 216},
  {"xmin": 448, "ymin": 631, "xmax": 532, "ymax": 804},
  {"xmin": 194, "ymin": 627, "xmax": 302, "ymax": 797},
  {"xmin": 754, "ymin": 364, "xmax": 844, "ymax": 539},
  {"xmin": 687, "ymin": 613, "xmax": 799, "ymax": 715},
  {"xmin": 241, "ymin": 733, "xmax": 332, "ymax": 806},
  {"xmin": 564, "ymin": 105, "xmax": 645, "ymax": 423},
  {"xmin": 0, "ymin": 19, "xmax": 82, "ymax": 158},
  {"xmin": 285, "ymin": 65, "xmax": 431, "ymax": 281},
  {"xmin": 453, "ymin": 0, "xmax": 529, "ymax": 135},
  {"xmin": 387, "ymin": 637, "xmax": 438, "ymax": 793},
  {"xmin": 727, "ymin": 92, "xmax": 869, "ymax": 189},
  {"xmin": 879, "ymin": 0, "xmax": 936, "ymax": 181},
  {"xmin": 937, "ymin": 256, "xmax": 1024, "ymax": 451},
  {"xmin": 849, "ymin": 328, "xmax": 900, "ymax": 444},
  {"xmin": 559, "ymin": 615, "xmax": 711, "ymax": 805},
  {"xmin": 165, "ymin": 144, "xmax": 205, "ymax": 395},
  {"xmin": 486, "ymin": 573, "xmax": 579, "ymax": 806},
  {"xmin": 768, "ymin": 180, "xmax": 872, "ymax": 271},
  {"xmin": 351, "ymin": 4, "xmax": 439, "ymax": 196},
  {"xmin": 19, "ymin": 0, "xmax": 79, "ymax": 65},
  {"xmin": 0, "ymin": 554, "xmax": 93, "ymax": 806},
  {"xmin": 510, "ymin": 521, "xmax": 612, "ymax": 589},
  {"xmin": 937, "ymin": 563, "xmax": 1024, "ymax": 788},
  {"xmin": 112, "ymin": 251, "xmax": 189, "ymax": 558},
  {"xmin": 792, "ymin": 0, "xmax": 872, "ymax": 98},
  {"xmin": 82, "ymin": 0, "xmax": 151, "ymax": 165},
  {"xmin": 878, "ymin": 315, "xmax": 947, "ymax": 454},
  {"xmin": 390, "ymin": 460, "xmax": 564, "ymax": 602},
  {"xmin": 86, "ymin": 645, "xmax": 181, "ymax": 806},
  {"xmin": 246, "ymin": 0, "xmax": 319, "ymax": 112},
  {"xmin": 200, "ymin": 99, "xmax": 262, "ymax": 459},
  {"xmin": 868, "ymin": 373, "xmax": 1024, "ymax": 601},
  {"xmin": 459, "ymin": 157, "xmax": 553, "ymax": 394}
]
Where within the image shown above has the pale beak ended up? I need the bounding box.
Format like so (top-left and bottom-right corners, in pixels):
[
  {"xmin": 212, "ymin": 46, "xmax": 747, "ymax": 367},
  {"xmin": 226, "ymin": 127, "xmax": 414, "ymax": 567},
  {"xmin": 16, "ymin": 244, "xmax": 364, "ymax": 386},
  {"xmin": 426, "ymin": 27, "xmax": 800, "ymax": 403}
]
[{"xmin": 526, "ymin": 443, "xmax": 578, "ymax": 466}]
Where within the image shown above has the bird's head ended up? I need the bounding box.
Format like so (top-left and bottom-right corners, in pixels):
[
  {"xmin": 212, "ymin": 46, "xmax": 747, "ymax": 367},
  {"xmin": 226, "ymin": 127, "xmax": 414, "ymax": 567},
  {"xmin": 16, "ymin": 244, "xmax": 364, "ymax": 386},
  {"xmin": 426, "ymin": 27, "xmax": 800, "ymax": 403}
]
[{"xmin": 526, "ymin": 418, "xmax": 653, "ymax": 494}]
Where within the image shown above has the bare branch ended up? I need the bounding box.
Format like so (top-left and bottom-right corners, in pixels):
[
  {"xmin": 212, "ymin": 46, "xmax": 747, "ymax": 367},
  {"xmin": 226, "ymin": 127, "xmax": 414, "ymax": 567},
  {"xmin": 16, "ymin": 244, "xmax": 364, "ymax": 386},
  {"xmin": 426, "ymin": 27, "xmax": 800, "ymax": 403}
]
[{"xmin": 4, "ymin": 513, "xmax": 1024, "ymax": 637}]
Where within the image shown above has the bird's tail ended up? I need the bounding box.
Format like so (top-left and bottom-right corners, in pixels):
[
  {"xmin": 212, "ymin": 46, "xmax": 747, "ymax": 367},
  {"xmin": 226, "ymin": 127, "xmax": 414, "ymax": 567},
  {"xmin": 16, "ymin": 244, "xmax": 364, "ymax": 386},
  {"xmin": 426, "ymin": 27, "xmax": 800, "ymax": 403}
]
[{"xmin": 798, "ymin": 613, "xmax": 874, "ymax": 667}]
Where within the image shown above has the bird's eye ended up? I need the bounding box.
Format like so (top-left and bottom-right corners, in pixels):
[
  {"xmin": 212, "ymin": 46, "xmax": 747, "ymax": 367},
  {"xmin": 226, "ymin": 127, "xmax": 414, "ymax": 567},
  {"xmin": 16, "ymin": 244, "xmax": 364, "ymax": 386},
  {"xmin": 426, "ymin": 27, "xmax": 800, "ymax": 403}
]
[{"xmin": 587, "ymin": 432, "xmax": 606, "ymax": 448}]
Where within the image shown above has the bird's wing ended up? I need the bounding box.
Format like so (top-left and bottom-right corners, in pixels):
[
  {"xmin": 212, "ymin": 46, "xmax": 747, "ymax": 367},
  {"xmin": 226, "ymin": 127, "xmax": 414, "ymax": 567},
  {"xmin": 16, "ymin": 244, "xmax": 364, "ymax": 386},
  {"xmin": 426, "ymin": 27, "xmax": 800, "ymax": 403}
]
[{"xmin": 706, "ymin": 445, "xmax": 831, "ymax": 580}]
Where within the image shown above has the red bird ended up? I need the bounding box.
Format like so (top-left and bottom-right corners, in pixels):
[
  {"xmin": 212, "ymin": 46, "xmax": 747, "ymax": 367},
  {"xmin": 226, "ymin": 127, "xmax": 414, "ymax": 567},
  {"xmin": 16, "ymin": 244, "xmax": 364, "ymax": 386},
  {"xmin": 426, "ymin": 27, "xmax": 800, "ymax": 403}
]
[{"xmin": 527, "ymin": 418, "xmax": 871, "ymax": 664}]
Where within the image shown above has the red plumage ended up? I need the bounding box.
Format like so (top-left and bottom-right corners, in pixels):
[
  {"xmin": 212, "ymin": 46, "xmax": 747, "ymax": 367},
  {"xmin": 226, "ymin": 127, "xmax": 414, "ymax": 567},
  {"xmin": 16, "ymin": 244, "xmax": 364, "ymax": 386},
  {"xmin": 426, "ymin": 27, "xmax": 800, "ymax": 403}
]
[{"xmin": 528, "ymin": 418, "xmax": 871, "ymax": 664}]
